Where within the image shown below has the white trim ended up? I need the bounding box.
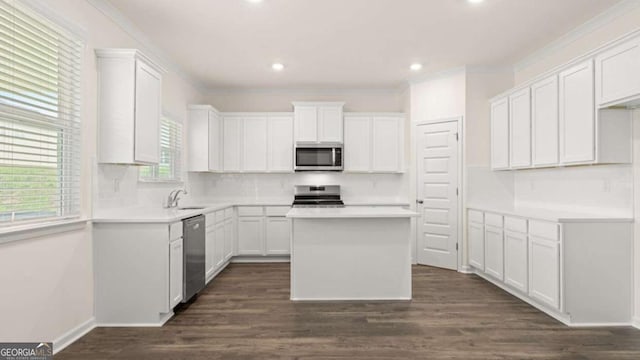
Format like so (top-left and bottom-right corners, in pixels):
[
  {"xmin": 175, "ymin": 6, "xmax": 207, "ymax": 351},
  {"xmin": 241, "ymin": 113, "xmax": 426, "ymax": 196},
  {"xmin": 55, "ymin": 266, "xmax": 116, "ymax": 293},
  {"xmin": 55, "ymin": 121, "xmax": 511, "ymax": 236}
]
[
  {"xmin": 633, "ymin": 316, "xmax": 640, "ymax": 329},
  {"xmin": 458, "ymin": 265, "xmax": 473, "ymax": 274},
  {"xmin": 96, "ymin": 312, "xmax": 174, "ymax": 328},
  {"xmin": 221, "ymin": 112, "xmax": 294, "ymax": 117},
  {"xmin": 53, "ymin": 317, "xmax": 96, "ymax": 354},
  {"xmin": 0, "ymin": 219, "xmax": 89, "ymax": 245},
  {"xmin": 344, "ymin": 112, "xmax": 406, "ymax": 117},
  {"xmin": 231, "ymin": 255, "xmax": 290, "ymax": 263},
  {"xmin": 291, "ymin": 297, "xmax": 411, "ymax": 302},
  {"xmin": 21, "ymin": 0, "xmax": 88, "ymax": 39},
  {"xmin": 514, "ymin": 0, "xmax": 640, "ymax": 73}
]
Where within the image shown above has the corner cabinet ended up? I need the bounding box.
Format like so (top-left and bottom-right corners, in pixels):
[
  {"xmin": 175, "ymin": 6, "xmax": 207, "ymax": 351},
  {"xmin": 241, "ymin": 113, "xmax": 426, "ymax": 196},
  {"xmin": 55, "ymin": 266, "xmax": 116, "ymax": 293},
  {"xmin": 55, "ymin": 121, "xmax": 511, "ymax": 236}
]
[
  {"xmin": 187, "ymin": 105, "xmax": 222, "ymax": 172},
  {"xmin": 293, "ymin": 102, "xmax": 344, "ymax": 143},
  {"xmin": 344, "ymin": 113, "xmax": 405, "ymax": 173},
  {"xmin": 96, "ymin": 49, "xmax": 164, "ymax": 165}
]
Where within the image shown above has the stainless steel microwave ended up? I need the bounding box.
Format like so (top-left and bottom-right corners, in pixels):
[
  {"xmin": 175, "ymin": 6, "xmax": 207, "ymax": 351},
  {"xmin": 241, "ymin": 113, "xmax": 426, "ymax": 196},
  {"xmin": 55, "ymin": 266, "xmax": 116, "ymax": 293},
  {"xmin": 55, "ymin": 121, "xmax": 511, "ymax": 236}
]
[{"xmin": 294, "ymin": 143, "xmax": 343, "ymax": 171}]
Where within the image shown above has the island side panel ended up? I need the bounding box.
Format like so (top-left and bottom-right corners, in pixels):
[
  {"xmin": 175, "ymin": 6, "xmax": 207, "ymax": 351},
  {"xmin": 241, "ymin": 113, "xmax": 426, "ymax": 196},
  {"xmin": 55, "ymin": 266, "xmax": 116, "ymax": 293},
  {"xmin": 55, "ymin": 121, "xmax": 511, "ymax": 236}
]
[{"xmin": 291, "ymin": 217, "xmax": 411, "ymax": 300}]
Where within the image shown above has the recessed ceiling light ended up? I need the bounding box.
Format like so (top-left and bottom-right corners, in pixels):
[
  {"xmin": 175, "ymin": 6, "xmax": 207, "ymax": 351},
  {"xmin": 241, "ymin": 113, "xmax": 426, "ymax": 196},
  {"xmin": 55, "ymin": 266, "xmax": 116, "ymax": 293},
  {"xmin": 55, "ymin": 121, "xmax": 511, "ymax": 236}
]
[
  {"xmin": 410, "ymin": 63, "xmax": 423, "ymax": 71},
  {"xmin": 468, "ymin": 0, "xmax": 484, "ymax": 4},
  {"xmin": 246, "ymin": 0, "xmax": 263, "ymax": 3},
  {"xmin": 272, "ymin": 63, "xmax": 284, "ymax": 71}
]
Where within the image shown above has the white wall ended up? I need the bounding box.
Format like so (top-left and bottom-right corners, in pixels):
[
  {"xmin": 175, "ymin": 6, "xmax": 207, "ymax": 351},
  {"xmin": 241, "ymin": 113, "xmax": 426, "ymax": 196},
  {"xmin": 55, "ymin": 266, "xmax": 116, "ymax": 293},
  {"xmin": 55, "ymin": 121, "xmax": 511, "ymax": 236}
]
[{"xmin": 410, "ymin": 69, "xmax": 466, "ymax": 123}]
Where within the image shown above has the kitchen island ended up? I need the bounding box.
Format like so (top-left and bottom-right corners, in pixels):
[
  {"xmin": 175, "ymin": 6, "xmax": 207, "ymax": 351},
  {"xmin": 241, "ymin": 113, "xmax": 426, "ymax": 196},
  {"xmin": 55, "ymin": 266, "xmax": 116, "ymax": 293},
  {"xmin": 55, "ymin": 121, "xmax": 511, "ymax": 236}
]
[{"xmin": 287, "ymin": 206, "xmax": 418, "ymax": 301}]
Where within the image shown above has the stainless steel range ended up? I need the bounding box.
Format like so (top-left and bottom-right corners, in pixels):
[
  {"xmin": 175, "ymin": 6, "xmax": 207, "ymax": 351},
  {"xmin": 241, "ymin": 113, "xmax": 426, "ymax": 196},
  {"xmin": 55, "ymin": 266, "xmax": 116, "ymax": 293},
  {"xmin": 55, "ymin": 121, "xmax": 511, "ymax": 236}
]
[{"xmin": 292, "ymin": 185, "xmax": 345, "ymax": 207}]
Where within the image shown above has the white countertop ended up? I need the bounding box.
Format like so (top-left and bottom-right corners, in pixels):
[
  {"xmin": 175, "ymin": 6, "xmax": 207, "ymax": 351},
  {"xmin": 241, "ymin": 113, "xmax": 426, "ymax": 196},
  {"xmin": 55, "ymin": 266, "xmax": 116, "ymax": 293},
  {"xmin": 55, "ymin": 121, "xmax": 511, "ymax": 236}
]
[
  {"xmin": 286, "ymin": 206, "xmax": 418, "ymax": 219},
  {"xmin": 466, "ymin": 203, "xmax": 633, "ymax": 223}
]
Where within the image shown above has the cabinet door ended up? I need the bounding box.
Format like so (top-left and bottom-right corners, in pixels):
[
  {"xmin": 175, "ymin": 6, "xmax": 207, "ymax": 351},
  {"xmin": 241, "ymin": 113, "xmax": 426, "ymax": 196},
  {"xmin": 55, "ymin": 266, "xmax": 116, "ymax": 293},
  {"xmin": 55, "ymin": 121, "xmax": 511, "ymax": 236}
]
[
  {"xmin": 187, "ymin": 109, "xmax": 209, "ymax": 172},
  {"xmin": 169, "ymin": 238, "xmax": 183, "ymax": 308},
  {"xmin": 224, "ymin": 219, "xmax": 234, "ymax": 261},
  {"xmin": 223, "ymin": 117, "xmax": 242, "ymax": 171},
  {"xmin": 372, "ymin": 116, "xmax": 402, "ymax": 172},
  {"xmin": 509, "ymin": 88, "xmax": 531, "ymax": 168},
  {"xmin": 208, "ymin": 111, "xmax": 222, "ymax": 171},
  {"xmin": 529, "ymin": 236, "xmax": 560, "ymax": 310},
  {"xmin": 504, "ymin": 230, "xmax": 528, "ymax": 293},
  {"xmin": 318, "ymin": 106, "xmax": 343, "ymax": 143},
  {"xmin": 268, "ymin": 116, "xmax": 294, "ymax": 172},
  {"xmin": 596, "ymin": 38, "xmax": 640, "ymax": 106},
  {"xmin": 134, "ymin": 60, "xmax": 161, "ymax": 164},
  {"xmin": 214, "ymin": 223, "xmax": 225, "ymax": 268},
  {"xmin": 559, "ymin": 60, "xmax": 595, "ymax": 164},
  {"xmin": 205, "ymin": 227, "xmax": 215, "ymax": 281},
  {"xmin": 295, "ymin": 106, "xmax": 318, "ymax": 143},
  {"xmin": 468, "ymin": 222, "xmax": 484, "ymax": 270},
  {"xmin": 242, "ymin": 117, "xmax": 268, "ymax": 172},
  {"xmin": 490, "ymin": 98, "xmax": 509, "ymax": 170},
  {"xmin": 531, "ymin": 76, "xmax": 559, "ymax": 167},
  {"xmin": 344, "ymin": 116, "xmax": 371, "ymax": 172},
  {"xmin": 265, "ymin": 217, "xmax": 290, "ymax": 255},
  {"xmin": 237, "ymin": 217, "xmax": 263, "ymax": 255},
  {"xmin": 484, "ymin": 225, "xmax": 504, "ymax": 280}
]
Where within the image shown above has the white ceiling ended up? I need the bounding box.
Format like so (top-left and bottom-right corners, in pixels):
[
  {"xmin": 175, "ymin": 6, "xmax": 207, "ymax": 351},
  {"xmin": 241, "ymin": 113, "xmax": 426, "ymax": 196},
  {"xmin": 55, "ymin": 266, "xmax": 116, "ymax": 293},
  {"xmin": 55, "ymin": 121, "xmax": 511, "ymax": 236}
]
[{"xmin": 107, "ymin": 0, "xmax": 621, "ymax": 91}]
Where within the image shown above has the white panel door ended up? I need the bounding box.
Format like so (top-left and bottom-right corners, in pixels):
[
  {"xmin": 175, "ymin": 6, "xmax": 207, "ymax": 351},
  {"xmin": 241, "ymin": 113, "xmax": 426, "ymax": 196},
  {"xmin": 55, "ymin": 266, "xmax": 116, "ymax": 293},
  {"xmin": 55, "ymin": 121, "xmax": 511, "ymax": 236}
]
[
  {"xmin": 133, "ymin": 60, "xmax": 161, "ymax": 164},
  {"xmin": 268, "ymin": 116, "xmax": 294, "ymax": 172},
  {"xmin": 373, "ymin": 116, "xmax": 401, "ymax": 172},
  {"xmin": 242, "ymin": 117, "xmax": 268, "ymax": 172},
  {"xmin": 529, "ymin": 236, "xmax": 560, "ymax": 310},
  {"xmin": 490, "ymin": 98, "xmax": 509, "ymax": 170},
  {"xmin": 237, "ymin": 217, "xmax": 263, "ymax": 255},
  {"xmin": 318, "ymin": 106, "xmax": 343, "ymax": 143},
  {"xmin": 223, "ymin": 219, "xmax": 234, "ymax": 261},
  {"xmin": 344, "ymin": 116, "xmax": 371, "ymax": 172},
  {"xmin": 468, "ymin": 221, "xmax": 484, "ymax": 270},
  {"xmin": 484, "ymin": 225, "xmax": 504, "ymax": 280},
  {"xmin": 504, "ymin": 230, "xmax": 528, "ymax": 293},
  {"xmin": 214, "ymin": 222, "xmax": 225, "ymax": 268},
  {"xmin": 416, "ymin": 121, "xmax": 458, "ymax": 270},
  {"xmin": 509, "ymin": 88, "xmax": 531, "ymax": 168},
  {"xmin": 205, "ymin": 227, "xmax": 215, "ymax": 281},
  {"xmin": 531, "ymin": 76, "xmax": 559, "ymax": 167},
  {"xmin": 169, "ymin": 238, "xmax": 183, "ymax": 308},
  {"xmin": 223, "ymin": 117, "xmax": 242, "ymax": 171},
  {"xmin": 265, "ymin": 217, "xmax": 290, "ymax": 255},
  {"xmin": 208, "ymin": 111, "xmax": 222, "ymax": 171},
  {"xmin": 295, "ymin": 106, "xmax": 318, "ymax": 143},
  {"xmin": 559, "ymin": 60, "xmax": 595, "ymax": 164},
  {"xmin": 596, "ymin": 37, "xmax": 640, "ymax": 106}
]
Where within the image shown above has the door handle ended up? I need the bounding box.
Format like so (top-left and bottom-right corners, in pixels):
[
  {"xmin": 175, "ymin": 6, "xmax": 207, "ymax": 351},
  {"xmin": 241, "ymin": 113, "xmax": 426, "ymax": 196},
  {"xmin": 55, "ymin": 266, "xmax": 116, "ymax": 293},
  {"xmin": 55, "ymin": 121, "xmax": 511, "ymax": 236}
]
[{"xmin": 416, "ymin": 200, "xmax": 424, "ymax": 204}]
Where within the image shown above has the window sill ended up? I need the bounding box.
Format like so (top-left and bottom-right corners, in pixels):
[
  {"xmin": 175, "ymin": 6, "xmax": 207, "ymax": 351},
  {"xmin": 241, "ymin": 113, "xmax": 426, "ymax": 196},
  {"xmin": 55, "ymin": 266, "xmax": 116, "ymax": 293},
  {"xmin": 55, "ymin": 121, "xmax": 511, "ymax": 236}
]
[{"xmin": 0, "ymin": 218, "xmax": 89, "ymax": 245}]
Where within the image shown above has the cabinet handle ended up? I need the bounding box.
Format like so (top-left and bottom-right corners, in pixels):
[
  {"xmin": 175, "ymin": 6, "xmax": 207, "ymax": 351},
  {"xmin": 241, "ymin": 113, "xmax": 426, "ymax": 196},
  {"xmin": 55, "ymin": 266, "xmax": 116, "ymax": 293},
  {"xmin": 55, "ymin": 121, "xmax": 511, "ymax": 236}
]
[{"xmin": 416, "ymin": 200, "xmax": 424, "ymax": 204}]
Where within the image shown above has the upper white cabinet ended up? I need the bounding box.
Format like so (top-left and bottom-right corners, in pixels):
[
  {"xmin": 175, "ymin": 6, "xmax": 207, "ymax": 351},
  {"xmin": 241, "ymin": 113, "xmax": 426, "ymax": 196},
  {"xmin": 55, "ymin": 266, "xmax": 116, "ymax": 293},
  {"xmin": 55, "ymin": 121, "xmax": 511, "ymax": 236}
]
[
  {"xmin": 559, "ymin": 60, "xmax": 595, "ymax": 165},
  {"xmin": 267, "ymin": 116, "xmax": 294, "ymax": 172},
  {"xmin": 595, "ymin": 37, "xmax": 640, "ymax": 107},
  {"xmin": 531, "ymin": 76, "xmax": 559, "ymax": 167},
  {"xmin": 490, "ymin": 98, "xmax": 509, "ymax": 170},
  {"xmin": 187, "ymin": 105, "xmax": 222, "ymax": 172},
  {"xmin": 242, "ymin": 116, "xmax": 269, "ymax": 172},
  {"xmin": 344, "ymin": 113, "xmax": 405, "ymax": 173},
  {"xmin": 223, "ymin": 116, "xmax": 242, "ymax": 172},
  {"xmin": 96, "ymin": 49, "xmax": 164, "ymax": 165},
  {"xmin": 293, "ymin": 102, "xmax": 344, "ymax": 143},
  {"xmin": 508, "ymin": 88, "xmax": 531, "ymax": 168}
]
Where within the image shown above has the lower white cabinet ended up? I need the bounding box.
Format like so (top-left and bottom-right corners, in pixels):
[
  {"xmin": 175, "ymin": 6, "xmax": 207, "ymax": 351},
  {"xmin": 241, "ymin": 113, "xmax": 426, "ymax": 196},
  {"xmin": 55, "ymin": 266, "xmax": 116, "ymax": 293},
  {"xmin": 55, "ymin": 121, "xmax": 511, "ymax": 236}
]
[
  {"xmin": 237, "ymin": 206, "xmax": 291, "ymax": 256},
  {"xmin": 205, "ymin": 207, "xmax": 235, "ymax": 283},
  {"xmin": 238, "ymin": 216, "xmax": 264, "ymax": 255},
  {"xmin": 528, "ymin": 235, "xmax": 560, "ymax": 310},
  {"xmin": 484, "ymin": 225, "xmax": 504, "ymax": 281},
  {"xmin": 214, "ymin": 222, "xmax": 225, "ymax": 268},
  {"xmin": 504, "ymin": 230, "xmax": 528, "ymax": 293},
  {"xmin": 224, "ymin": 218, "xmax": 234, "ymax": 261},
  {"xmin": 468, "ymin": 221, "xmax": 484, "ymax": 270},
  {"xmin": 265, "ymin": 217, "xmax": 291, "ymax": 255},
  {"xmin": 169, "ymin": 238, "xmax": 184, "ymax": 309}
]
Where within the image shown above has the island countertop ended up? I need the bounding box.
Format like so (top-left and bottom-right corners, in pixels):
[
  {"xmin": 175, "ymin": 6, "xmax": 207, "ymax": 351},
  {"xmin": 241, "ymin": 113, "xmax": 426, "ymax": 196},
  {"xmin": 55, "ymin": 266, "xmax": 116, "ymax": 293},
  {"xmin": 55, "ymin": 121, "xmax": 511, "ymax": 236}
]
[{"xmin": 286, "ymin": 206, "xmax": 418, "ymax": 219}]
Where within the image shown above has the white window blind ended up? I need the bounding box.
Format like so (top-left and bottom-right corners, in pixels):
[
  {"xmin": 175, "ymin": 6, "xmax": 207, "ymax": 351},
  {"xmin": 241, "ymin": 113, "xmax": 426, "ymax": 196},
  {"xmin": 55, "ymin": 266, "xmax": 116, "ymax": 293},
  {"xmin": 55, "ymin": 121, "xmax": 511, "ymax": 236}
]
[
  {"xmin": 0, "ymin": 0, "xmax": 82, "ymax": 225},
  {"xmin": 139, "ymin": 117, "xmax": 182, "ymax": 182}
]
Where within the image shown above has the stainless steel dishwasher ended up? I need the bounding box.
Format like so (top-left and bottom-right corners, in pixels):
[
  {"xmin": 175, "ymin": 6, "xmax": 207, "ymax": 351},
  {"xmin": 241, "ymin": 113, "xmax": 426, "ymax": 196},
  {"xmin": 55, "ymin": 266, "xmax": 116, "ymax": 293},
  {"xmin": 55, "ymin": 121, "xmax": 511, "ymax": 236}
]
[{"xmin": 182, "ymin": 215, "xmax": 205, "ymax": 302}]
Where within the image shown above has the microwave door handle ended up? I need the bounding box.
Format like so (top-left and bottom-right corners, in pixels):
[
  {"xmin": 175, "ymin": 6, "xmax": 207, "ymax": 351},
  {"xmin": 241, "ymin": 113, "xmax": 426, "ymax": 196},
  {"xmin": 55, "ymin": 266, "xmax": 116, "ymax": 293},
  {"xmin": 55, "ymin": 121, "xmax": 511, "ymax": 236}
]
[{"xmin": 332, "ymin": 148, "xmax": 336, "ymax": 166}]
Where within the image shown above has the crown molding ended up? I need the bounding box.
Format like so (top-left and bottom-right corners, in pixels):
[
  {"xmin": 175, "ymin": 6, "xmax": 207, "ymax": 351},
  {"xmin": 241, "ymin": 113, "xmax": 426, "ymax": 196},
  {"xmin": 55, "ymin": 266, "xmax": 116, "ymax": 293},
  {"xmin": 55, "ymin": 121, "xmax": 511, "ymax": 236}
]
[
  {"xmin": 514, "ymin": 0, "xmax": 640, "ymax": 73},
  {"xmin": 86, "ymin": 0, "xmax": 208, "ymax": 93}
]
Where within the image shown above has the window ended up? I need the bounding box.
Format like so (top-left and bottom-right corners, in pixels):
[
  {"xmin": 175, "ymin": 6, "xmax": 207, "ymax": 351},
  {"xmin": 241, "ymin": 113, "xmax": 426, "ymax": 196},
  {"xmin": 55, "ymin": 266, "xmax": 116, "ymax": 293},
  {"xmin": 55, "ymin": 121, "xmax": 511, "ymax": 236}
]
[
  {"xmin": 0, "ymin": 1, "xmax": 82, "ymax": 225},
  {"xmin": 139, "ymin": 117, "xmax": 182, "ymax": 182}
]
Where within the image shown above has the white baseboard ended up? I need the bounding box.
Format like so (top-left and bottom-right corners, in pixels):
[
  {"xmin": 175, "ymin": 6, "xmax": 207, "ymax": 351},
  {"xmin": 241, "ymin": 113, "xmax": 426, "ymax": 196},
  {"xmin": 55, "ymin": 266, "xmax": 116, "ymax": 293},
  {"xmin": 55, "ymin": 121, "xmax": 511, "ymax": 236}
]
[
  {"xmin": 96, "ymin": 312, "xmax": 173, "ymax": 328},
  {"xmin": 632, "ymin": 316, "xmax": 640, "ymax": 329},
  {"xmin": 53, "ymin": 317, "xmax": 96, "ymax": 355},
  {"xmin": 458, "ymin": 265, "xmax": 473, "ymax": 274},
  {"xmin": 232, "ymin": 255, "xmax": 290, "ymax": 263}
]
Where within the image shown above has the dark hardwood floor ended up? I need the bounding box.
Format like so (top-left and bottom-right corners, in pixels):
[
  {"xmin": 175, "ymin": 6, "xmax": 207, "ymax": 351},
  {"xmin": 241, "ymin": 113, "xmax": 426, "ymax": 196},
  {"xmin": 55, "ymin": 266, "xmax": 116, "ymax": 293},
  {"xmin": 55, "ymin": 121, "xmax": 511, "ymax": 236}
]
[{"xmin": 57, "ymin": 264, "xmax": 640, "ymax": 359}]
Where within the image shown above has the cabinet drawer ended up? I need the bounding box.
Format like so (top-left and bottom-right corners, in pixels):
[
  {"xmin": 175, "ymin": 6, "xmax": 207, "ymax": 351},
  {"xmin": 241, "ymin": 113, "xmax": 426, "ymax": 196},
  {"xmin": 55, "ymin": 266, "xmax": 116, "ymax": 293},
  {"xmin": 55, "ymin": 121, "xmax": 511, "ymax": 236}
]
[
  {"xmin": 529, "ymin": 220, "xmax": 559, "ymax": 240},
  {"xmin": 484, "ymin": 213, "xmax": 503, "ymax": 228},
  {"xmin": 169, "ymin": 222, "xmax": 183, "ymax": 241},
  {"xmin": 265, "ymin": 206, "xmax": 290, "ymax": 217},
  {"xmin": 237, "ymin": 206, "xmax": 264, "ymax": 217},
  {"xmin": 468, "ymin": 210, "xmax": 484, "ymax": 224},
  {"xmin": 215, "ymin": 210, "xmax": 225, "ymax": 223},
  {"xmin": 224, "ymin": 208, "xmax": 234, "ymax": 219},
  {"xmin": 504, "ymin": 216, "xmax": 527, "ymax": 233}
]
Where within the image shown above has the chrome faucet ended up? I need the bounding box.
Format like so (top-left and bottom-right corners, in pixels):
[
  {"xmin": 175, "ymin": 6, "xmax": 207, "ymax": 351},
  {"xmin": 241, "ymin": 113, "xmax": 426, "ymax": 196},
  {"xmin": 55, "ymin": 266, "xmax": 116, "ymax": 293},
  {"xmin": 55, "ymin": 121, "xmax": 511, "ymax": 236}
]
[{"xmin": 165, "ymin": 188, "xmax": 187, "ymax": 209}]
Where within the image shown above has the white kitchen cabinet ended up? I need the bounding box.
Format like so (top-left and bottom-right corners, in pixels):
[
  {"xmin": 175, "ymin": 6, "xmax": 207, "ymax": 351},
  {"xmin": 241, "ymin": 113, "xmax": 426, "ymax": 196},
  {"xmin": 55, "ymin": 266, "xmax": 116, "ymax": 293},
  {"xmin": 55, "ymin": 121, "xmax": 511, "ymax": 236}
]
[
  {"xmin": 293, "ymin": 102, "xmax": 344, "ymax": 143},
  {"xmin": 468, "ymin": 221, "xmax": 484, "ymax": 270},
  {"xmin": 484, "ymin": 224, "xmax": 504, "ymax": 281},
  {"xmin": 187, "ymin": 105, "xmax": 222, "ymax": 172},
  {"xmin": 504, "ymin": 230, "xmax": 528, "ymax": 293},
  {"xmin": 214, "ymin": 222, "xmax": 225, "ymax": 269},
  {"xmin": 529, "ymin": 235, "xmax": 560, "ymax": 310},
  {"xmin": 531, "ymin": 76, "xmax": 559, "ymax": 167},
  {"xmin": 268, "ymin": 116, "xmax": 294, "ymax": 172},
  {"xmin": 344, "ymin": 114, "xmax": 405, "ymax": 173},
  {"xmin": 224, "ymin": 218, "xmax": 234, "ymax": 261},
  {"xmin": 223, "ymin": 117, "xmax": 242, "ymax": 172},
  {"xmin": 490, "ymin": 98, "xmax": 509, "ymax": 170},
  {"xmin": 265, "ymin": 217, "xmax": 291, "ymax": 255},
  {"xmin": 595, "ymin": 37, "xmax": 640, "ymax": 107},
  {"xmin": 509, "ymin": 88, "xmax": 531, "ymax": 168},
  {"xmin": 372, "ymin": 116, "xmax": 403, "ymax": 172},
  {"xmin": 205, "ymin": 224, "xmax": 216, "ymax": 281},
  {"xmin": 559, "ymin": 60, "xmax": 595, "ymax": 165},
  {"xmin": 344, "ymin": 116, "xmax": 371, "ymax": 172},
  {"xmin": 242, "ymin": 117, "xmax": 268, "ymax": 172},
  {"xmin": 237, "ymin": 216, "xmax": 264, "ymax": 255},
  {"xmin": 96, "ymin": 49, "xmax": 164, "ymax": 165},
  {"xmin": 169, "ymin": 237, "xmax": 183, "ymax": 309}
]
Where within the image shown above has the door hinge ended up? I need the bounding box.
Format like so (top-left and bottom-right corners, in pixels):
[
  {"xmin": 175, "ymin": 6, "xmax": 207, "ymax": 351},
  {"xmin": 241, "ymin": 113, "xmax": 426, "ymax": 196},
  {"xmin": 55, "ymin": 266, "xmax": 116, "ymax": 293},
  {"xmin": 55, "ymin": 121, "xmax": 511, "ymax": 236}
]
[
  {"xmin": 455, "ymin": 133, "xmax": 459, "ymax": 141},
  {"xmin": 456, "ymin": 243, "xmax": 459, "ymax": 251},
  {"xmin": 456, "ymin": 188, "xmax": 459, "ymax": 196}
]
